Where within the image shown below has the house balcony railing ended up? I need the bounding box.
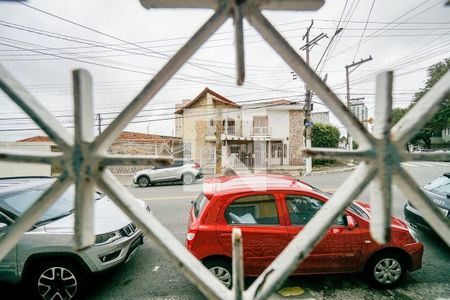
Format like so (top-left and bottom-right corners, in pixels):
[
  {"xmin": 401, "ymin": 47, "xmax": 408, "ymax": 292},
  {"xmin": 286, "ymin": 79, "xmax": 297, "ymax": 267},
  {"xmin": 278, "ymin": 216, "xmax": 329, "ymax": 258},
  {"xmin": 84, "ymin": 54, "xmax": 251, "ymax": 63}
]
[
  {"xmin": 252, "ymin": 126, "xmax": 271, "ymax": 136},
  {"xmin": 207, "ymin": 125, "xmax": 239, "ymax": 137}
]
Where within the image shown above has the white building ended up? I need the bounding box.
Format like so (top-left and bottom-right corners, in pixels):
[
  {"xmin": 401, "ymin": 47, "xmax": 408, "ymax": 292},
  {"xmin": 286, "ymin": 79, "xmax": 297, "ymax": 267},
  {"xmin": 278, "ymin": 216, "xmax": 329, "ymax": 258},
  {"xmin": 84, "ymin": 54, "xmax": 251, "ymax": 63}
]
[{"xmin": 175, "ymin": 88, "xmax": 305, "ymax": 173}]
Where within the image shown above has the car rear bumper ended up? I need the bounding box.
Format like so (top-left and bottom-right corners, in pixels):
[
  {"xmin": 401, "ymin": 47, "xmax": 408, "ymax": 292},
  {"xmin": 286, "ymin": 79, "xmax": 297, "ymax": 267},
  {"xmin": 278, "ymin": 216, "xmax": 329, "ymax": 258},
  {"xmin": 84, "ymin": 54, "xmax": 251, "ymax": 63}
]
[
  {"xmin": 196, "ymin": 172, "xmax": 203, "ymax": 179},
  {"xmin": 404, "ymin": 203, "xmax": 433, "ymax": 231},
  {"xmin": 405, "ymin": 242, "xmax": 424, "ymax": 271}
]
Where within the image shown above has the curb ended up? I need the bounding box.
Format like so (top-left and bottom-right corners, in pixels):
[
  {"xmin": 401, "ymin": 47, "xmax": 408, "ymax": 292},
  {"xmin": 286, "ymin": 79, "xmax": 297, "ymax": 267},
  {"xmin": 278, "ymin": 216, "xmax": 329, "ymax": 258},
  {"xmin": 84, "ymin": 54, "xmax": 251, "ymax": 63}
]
[{"xmin": 304, "ymin": 166, "xmax": 357, "ymax": 176}]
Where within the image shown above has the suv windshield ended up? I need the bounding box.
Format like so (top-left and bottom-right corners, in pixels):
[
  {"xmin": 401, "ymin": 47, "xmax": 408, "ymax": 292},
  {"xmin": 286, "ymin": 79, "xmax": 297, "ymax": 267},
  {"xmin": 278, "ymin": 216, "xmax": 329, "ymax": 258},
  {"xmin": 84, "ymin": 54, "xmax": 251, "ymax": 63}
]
[
  {"xmin": 0, "ymin": 183, "xmax": 104, "ymax": 224},
  {"xmin": 423, "ymin": 175, "xmax": 450, "ymax": 196}
]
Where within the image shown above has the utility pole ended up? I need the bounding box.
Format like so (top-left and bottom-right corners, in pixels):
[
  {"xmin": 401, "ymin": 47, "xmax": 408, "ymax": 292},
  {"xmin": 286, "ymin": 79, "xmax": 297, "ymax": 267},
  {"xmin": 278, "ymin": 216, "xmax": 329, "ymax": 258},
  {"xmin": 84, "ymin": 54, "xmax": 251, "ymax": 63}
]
[
  {"xmin": 345, "ymin": 56, "xmax": 373, "ymax": 160},
  {"xmin": 96, "ymin": 113, "xmax": 102, "ymax": 135},
  {"xmin": 299, "ymin": 20, "xmax": 327, "ymax": 175},
  {"xmin": 215, "ymin": 109, "xmax": 223, "ymax": 175}
]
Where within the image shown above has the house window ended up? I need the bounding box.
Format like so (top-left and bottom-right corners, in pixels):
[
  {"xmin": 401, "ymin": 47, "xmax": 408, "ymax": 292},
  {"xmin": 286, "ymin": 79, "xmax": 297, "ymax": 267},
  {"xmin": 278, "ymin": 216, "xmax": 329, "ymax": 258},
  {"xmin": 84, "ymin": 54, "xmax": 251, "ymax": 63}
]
[
  {"xmin": 230, "ymin": 145, "xmax": 240, "ymax": 154},
  {"xmin": 253, "ymin": 116, "xmax": 269, "ymax": 136},
  {"xmin": 223, "ymin": 118, "xmax": 236, "ymax": 135}
]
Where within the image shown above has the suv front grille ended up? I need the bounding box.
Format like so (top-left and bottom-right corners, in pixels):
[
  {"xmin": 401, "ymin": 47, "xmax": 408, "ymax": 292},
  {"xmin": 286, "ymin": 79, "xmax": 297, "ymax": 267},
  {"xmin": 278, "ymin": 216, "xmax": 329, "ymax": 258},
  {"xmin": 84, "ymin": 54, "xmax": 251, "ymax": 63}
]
[{"xmin": 120, "ymin": 223, "xmax": 137, "ymax": 237}]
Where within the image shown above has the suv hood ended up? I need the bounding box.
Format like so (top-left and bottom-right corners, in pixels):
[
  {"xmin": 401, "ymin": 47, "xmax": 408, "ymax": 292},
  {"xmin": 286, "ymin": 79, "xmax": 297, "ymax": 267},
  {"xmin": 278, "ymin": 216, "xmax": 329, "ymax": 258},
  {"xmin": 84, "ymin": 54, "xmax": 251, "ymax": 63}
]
[{"xmin": 44, "ymin": 196, "xmax": 143, "ymax": 234}]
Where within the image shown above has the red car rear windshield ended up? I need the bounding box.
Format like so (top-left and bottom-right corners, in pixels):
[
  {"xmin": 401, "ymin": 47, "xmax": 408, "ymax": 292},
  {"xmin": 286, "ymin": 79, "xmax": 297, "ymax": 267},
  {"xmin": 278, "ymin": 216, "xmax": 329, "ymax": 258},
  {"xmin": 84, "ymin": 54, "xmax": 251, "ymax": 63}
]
[{"xmin": 194, "ymin": 193, "xmax": 209, "ymax": 218}]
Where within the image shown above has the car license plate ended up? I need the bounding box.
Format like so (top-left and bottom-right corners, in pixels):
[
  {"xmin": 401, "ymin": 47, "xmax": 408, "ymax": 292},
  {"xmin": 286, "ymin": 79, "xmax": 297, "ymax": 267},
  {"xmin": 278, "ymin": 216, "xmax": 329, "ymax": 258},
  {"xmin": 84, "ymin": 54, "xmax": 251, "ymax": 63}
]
[{"xmin": 437, "ymin": 207, "xmax": 449, "ymax": 217}]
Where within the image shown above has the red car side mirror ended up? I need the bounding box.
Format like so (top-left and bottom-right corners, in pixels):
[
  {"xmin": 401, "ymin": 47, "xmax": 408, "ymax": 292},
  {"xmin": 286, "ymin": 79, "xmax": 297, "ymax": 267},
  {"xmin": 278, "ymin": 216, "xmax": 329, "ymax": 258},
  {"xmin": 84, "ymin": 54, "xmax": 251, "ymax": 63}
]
[{"xmin": 346, "ymin": 215, "xmax": 357, "ymax": 230}]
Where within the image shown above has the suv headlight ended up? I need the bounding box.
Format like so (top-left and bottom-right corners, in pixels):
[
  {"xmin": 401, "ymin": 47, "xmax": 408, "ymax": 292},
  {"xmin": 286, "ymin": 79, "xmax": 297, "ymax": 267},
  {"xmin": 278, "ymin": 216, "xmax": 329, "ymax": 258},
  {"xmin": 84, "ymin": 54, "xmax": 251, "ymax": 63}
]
[{"xmin": 95, "ymin": 231, "xmax": 120, "ymax": 245}]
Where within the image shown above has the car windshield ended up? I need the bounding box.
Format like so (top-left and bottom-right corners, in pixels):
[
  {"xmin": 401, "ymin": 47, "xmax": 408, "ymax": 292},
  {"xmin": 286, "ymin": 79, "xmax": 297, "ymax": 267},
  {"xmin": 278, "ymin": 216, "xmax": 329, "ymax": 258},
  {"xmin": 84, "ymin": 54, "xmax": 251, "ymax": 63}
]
[
  {"xmin": 298, "ymin": 180, "xmax": 369, "ymax": 219},
  {"xmin": 423, "ymin": 175, "xmax": 450, "ymax": 196},
  {"xmin": 0, "ymin": 183, "xmax": 104, "ymax": 224}
]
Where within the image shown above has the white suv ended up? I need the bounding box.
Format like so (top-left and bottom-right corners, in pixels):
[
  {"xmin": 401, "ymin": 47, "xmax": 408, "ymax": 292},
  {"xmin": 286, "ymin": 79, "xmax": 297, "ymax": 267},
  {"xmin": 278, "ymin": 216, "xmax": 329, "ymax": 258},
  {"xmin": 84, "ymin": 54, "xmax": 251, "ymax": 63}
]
[
  {"xmin": 133, "ymin": 159, "xmax": 203, "ymax": 187},
  {"xmin": 0, "ymin": 177, "xmax": 147, "ymax": 300}
]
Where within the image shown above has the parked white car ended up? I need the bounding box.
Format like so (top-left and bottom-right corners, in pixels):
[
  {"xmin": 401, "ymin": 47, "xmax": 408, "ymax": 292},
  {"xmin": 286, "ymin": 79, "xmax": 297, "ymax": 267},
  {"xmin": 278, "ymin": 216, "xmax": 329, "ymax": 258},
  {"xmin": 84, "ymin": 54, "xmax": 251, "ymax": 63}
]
[{"xmin": 133, "ymin": 159, "xmax": 203, "ymax": 187}]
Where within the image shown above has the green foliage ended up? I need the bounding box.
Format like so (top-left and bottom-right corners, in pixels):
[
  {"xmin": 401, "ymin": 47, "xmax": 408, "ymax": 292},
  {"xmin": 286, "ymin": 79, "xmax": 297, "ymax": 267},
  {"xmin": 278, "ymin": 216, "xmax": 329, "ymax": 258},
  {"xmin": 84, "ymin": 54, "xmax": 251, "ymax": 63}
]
[
  {"xmin": 410, "ymin": 58, "xmax": 450, "ymax": 148},
  {"xmin": 392, "ymin": 107, "xmax": 408, "ymax": 125},
  {"xmin": 311, "ymin": 123, "xmax": 340, "ymax": 165}
]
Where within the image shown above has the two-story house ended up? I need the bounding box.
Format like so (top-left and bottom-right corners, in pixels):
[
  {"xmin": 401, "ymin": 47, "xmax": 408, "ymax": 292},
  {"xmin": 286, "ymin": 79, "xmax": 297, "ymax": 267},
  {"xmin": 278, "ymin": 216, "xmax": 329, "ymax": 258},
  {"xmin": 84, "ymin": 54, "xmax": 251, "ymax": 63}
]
[{"xmin": 175, "ymin": 88, "xmax": 304, "ymax": 173}]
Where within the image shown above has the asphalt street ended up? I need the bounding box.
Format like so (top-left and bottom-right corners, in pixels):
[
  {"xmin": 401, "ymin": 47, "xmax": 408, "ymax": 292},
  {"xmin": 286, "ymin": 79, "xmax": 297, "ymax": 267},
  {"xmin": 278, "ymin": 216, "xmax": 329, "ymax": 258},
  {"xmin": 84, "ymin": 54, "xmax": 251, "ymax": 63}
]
[
  {"xmin": 1, "ymin": 162, "xmax": 449, "ymax": 299},
  {"xmin": 84, "ymin": 161, "xmax": 450, "ymax": 300}
]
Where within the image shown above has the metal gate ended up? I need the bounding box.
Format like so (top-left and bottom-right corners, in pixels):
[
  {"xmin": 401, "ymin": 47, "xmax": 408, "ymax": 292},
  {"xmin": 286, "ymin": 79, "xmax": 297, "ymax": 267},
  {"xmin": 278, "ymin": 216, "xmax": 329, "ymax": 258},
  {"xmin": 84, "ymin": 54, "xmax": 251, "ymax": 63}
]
[{"xmin": 0, "ymin": 1, "xmax": 449, "ymax": 299}]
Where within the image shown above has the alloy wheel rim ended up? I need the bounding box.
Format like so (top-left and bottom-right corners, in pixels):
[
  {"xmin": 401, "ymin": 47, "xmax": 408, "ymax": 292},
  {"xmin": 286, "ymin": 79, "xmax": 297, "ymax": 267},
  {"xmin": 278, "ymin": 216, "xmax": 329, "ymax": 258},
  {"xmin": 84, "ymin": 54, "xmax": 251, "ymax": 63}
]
[
  {"xmin": 184, "ymin": 175, "xmax": 193, "ymax": 185},
  {"xmin": 139, "ymin": 177, "xmax": 149, "ymax": 186},
  {"xmin": 374, "ymin": 258, "xmax": 402, "ymax": 284},
  {"xmin": 38, "ymin": 267, "xmax": 77, "ymax": 300},
  {"xmin": 209, "ymin": 266, "xmax": 231, "ymax": 288}
]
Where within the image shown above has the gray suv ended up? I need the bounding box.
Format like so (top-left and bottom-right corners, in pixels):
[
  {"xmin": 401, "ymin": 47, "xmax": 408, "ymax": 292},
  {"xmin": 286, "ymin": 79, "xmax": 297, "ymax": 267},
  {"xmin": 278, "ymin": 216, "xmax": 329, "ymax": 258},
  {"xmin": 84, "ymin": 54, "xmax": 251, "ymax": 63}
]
[
  {"xmin": 133, "ymin": 159, "xmax": 203, "ymax": 187},
  {"xmin": 0, "ymin": 177, "xmax": 146, "ymax": 299}
]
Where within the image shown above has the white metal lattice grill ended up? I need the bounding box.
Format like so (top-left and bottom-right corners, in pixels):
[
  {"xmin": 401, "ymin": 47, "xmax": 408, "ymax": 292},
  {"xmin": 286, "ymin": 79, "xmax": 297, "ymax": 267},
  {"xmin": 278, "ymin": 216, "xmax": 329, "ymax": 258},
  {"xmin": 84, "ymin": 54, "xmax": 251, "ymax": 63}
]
[{"xmin": 0, "ymin": 1, "xmax": 449, "ymax": 299}]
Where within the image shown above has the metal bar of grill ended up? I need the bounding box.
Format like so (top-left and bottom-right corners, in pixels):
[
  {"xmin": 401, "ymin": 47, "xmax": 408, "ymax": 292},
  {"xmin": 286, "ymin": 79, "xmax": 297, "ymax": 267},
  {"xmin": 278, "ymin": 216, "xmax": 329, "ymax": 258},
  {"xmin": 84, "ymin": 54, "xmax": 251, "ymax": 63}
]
[
  {"xmin": 232, "ymin": 228, "xmax": 244, "ymax": 300},
  {"xmin": 0, "ymin": 149, "xmax": 63, "ymax": 165},
  {"xmin": 0, "ymin": 65, "xmax": 73, "ymax": 150},
  {"xmin": 401, "ymin": 152, "xmax": 450, "ymax": 162},
  {"xmin": 99, "ymin": 154, "xmax": 173, "ymax": 167},
  {"xmin": 73, "ymin": 69, "xmax": 96, "ymax": 250},
  {"xmin": 93, "ymin": 4, "xmax": 230, "ymax": 151},
  {"xmin": 96, "ymin": 170, "xmax": 232, "ymax": 300},
  {"xmin": 245, "ymin": 8, "xmax": 374, "ymax": 150},
  {"xmin": 234, "ymin": 1, "xmax": 245, "ymax": 86},
  {"xmin": 140, "ymin": 0, "xmax": 324, "ymax": 10},
  {"xmin": 370, "ymin": 71, "xmax": 394, "ymax": 244},
  {"xmin": 0, "ymin": 176, "xmax": 72, "ymax": 260},
  {"xmin": 245, "ymin": 163, "xmax": 377, "ymax": 300},
  {"xmin": 302, "ymin": 148, "xmax": 375, "ymax": 160}
]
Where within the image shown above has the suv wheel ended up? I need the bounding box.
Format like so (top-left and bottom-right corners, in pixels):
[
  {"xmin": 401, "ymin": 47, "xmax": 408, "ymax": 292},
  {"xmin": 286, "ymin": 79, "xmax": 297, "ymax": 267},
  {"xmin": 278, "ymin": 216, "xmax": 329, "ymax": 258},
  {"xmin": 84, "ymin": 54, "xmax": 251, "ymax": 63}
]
[
  {"xmin": 29, "ymin": 261, "xmax": 86, "ymax": 300},
  {"xmin": 204, "ymin": 259, "xmax": 232, "ymax": 289},
  {"xmin": 182, "ymin": 173, "xmax": 195, "ymax": 185},
  {"xmin": 364, "ymin": 251, "xmax": 406, "ymax": 289},
  {"xmin": 137, "ymin": 176, "xmax": 151, "ymax": 187}
]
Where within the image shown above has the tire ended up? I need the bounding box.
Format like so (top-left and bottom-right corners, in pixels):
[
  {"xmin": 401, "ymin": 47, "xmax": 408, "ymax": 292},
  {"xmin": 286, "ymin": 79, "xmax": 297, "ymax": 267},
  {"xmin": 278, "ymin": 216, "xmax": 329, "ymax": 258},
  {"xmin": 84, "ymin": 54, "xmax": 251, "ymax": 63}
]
[
  {"xmin": 182, "ymin": 173, "xmax": 195, "ymax": 185},
  {"xmin": 137, "ymin": 175, "xmax": 151, "ymax": 187},
  {"xmin": 28, "ymin": 260, "xmax": 86, "ymax": 300},
  {"xmin": 364, "ymin": 251, "xmax": 406, "ymax": 289},
  {"xmin": 204, "ymin": 259, "xmax": 232, "ymax": 289}
]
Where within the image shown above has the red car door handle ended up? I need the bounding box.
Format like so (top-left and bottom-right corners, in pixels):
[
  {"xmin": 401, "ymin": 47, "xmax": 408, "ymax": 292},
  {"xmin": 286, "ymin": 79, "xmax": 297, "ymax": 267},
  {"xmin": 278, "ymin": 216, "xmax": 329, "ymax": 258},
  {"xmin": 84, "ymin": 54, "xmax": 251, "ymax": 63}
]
[{"xmin": 220, "ymin": 233, "xmax": 232, "ymax": 237}]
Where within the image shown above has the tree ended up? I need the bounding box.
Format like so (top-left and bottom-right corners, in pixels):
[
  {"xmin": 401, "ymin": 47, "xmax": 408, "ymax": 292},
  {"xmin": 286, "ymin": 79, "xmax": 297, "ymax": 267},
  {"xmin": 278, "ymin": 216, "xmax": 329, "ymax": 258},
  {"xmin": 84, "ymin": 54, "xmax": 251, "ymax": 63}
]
[
  {"xmin": 410, "ymin": 58, "xmax": 450, "ymax": 148},
  {"xmin": 311, "ymin": 123, "xmax": 340, "ymax": 165},
  {"xmin": 392, "ymin": 107, "xmax": 408, "ymax": 125}
]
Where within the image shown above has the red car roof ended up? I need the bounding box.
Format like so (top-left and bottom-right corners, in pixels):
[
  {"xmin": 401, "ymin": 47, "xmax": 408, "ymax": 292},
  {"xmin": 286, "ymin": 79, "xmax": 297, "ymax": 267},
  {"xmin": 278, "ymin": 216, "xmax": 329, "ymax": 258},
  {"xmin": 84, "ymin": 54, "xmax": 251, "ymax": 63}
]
[{"xmin": 202, "ymin": 174, "xmax": 315, "ymax": 199}]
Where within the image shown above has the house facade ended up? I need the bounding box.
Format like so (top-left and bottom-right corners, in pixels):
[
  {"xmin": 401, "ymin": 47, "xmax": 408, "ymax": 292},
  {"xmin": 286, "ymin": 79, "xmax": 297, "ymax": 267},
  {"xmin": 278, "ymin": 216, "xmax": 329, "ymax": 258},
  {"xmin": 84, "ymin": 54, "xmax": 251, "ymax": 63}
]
[{"xmin": 175, "ymin": 88, "xmax": 304, "ymax": 173}]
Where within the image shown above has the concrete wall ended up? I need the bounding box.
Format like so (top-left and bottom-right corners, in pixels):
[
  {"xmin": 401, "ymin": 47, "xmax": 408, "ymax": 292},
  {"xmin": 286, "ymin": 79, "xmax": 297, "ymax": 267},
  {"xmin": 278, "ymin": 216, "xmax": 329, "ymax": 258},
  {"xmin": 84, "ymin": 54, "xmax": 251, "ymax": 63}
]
[{"xmin": 0, "ymin": 142, "xmax": 52, "ymax": 177}]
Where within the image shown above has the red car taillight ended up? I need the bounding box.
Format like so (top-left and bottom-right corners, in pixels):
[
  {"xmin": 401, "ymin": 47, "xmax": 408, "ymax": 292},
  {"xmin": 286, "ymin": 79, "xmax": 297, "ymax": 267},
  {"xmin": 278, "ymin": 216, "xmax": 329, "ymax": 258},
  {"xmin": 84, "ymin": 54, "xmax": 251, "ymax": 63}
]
[
  {"xmin": 193, "ymin": 163, "xmax": 200, "ymax": 169},
  {"xmin": 186, "ymin": 227, "xmax": 198, "ymax": 249}
]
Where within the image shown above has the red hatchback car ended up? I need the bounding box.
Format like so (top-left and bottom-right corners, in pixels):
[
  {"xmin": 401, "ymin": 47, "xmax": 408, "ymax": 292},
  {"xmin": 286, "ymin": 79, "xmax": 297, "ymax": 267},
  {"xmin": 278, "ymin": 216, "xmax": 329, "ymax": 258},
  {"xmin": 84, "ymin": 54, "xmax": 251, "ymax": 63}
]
[{"xmin": 186, "ymin": 174, "xmax": 423, "ymax": 289}]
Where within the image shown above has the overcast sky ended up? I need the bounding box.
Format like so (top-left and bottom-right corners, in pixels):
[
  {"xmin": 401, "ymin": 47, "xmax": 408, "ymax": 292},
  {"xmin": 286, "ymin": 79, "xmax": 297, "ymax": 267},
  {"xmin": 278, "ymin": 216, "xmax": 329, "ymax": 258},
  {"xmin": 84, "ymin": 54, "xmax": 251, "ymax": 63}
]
[{"xmin": 0, "ymin": 0, "xmax": 449, "ymax": 141}]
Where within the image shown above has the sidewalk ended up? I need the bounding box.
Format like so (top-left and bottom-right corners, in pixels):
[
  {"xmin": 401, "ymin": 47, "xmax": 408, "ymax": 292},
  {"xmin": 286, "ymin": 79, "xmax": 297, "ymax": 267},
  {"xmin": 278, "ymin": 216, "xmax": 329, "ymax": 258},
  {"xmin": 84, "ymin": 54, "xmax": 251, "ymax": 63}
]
[{"xmin": 115, "ymin": 163, "xmax": 357, "ymax": 187}]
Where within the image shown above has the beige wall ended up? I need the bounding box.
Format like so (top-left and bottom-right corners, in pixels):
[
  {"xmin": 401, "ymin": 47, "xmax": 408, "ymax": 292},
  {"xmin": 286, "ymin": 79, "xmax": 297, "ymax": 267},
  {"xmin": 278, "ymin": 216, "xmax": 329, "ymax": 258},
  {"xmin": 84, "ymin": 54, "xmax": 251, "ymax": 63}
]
[{"xmin": 0, "ymin": 142, "xmax": 52, "ymax": 177}]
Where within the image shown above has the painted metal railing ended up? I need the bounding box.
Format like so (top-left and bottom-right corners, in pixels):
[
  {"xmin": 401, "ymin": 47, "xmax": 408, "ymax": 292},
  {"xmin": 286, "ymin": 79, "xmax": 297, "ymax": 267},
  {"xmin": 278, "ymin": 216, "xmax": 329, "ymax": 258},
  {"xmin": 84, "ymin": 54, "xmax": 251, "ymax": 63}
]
[{"xmin": 0, "ymin": 1, "xmax": 449, "ymax": 299}]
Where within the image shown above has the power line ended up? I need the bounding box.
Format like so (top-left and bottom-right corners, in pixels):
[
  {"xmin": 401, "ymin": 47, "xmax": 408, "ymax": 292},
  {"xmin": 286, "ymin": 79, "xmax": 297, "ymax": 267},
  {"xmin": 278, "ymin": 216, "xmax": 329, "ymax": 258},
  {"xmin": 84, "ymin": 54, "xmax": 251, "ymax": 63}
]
[{"xmin": 353, "ymin": 0, "xmax": 376, "ymax": 61}]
